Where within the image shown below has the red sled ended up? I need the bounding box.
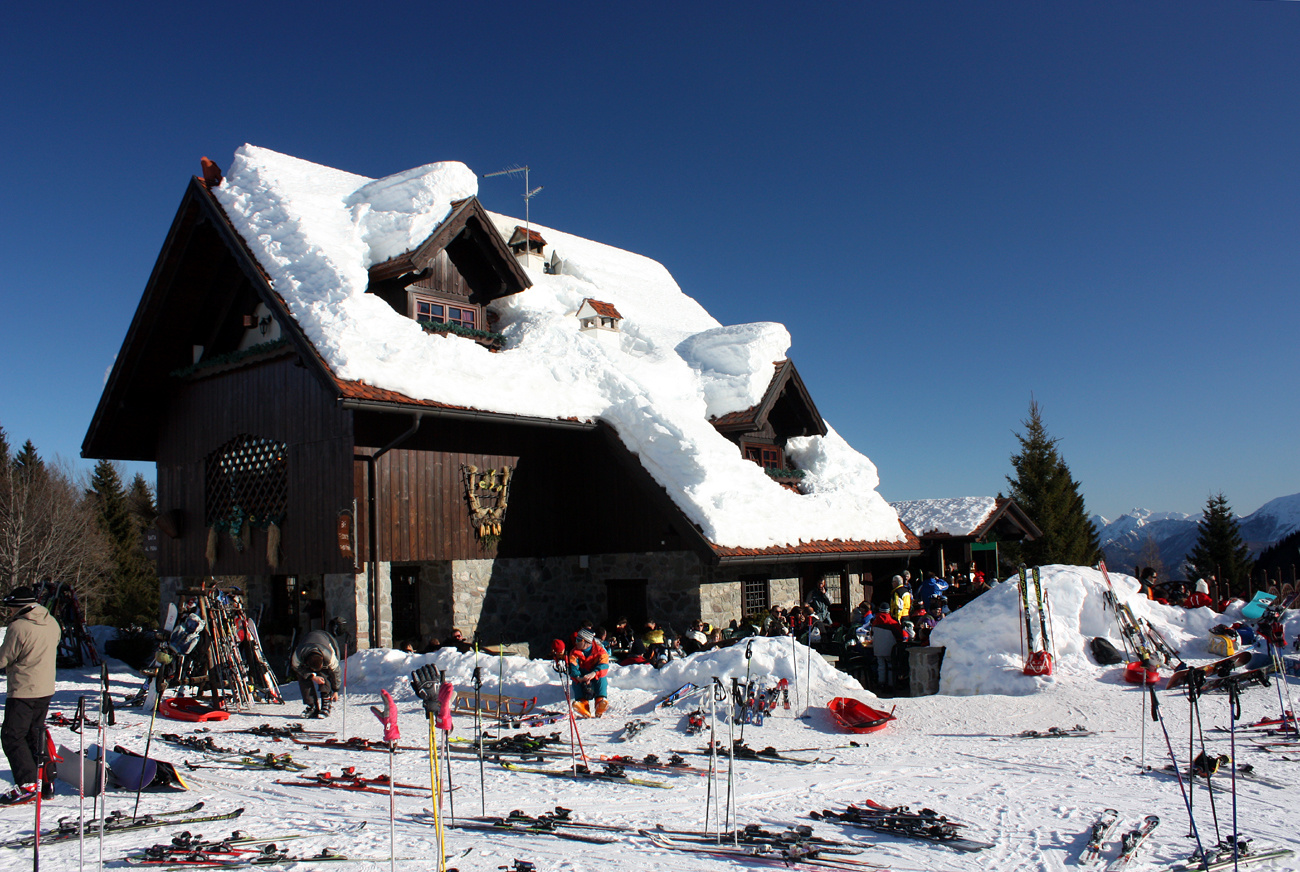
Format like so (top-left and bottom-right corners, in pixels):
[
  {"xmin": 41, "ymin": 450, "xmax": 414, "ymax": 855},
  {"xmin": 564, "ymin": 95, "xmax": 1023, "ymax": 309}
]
[
  {"xmin": 159, "ymin": 696, "xmax": 230, "ymax": 722},
  {"xmin": 828, "ymin": 697, "xmax": 897, "ymax": 734},
  {"xmin": 1124, "ymin": 661, "xmax": 1160, "ymax": 685},
  {"xmin": 1023, "ymin": 651, "xmax": 1053, "ymax": 676}
]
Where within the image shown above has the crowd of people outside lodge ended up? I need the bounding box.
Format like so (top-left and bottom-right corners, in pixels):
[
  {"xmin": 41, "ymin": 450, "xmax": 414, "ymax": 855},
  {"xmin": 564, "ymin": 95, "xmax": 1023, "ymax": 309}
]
[{"xmin": 385, "ymin": 562, "xmax": 1005, "ymax": 699}]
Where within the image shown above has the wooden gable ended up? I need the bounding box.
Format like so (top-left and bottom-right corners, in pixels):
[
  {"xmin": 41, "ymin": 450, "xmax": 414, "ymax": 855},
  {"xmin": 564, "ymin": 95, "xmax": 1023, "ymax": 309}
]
[
  {"xmin": 710, "ymin": 360, "xmax": 827, "ymax": 444},
  {"xmin": 83, "ymin": 176, "xmax": 337, "ymax": 462},
  {"xmin": 366, "ymin": 197, "xmax": 530, "ymax": 302}
]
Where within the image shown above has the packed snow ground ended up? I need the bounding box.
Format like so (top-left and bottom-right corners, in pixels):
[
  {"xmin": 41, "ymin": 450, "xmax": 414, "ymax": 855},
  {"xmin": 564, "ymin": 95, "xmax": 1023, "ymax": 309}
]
[{"xmin": 4, "ymin": 567, "xmax": 1300, "ymax": 871}]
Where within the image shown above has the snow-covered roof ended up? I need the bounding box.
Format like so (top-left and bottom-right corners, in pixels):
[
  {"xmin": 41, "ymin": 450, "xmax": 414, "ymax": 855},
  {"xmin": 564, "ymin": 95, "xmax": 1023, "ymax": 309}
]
[
  {"xmin": 212, "ymin": 145, "xmax": 905, "ymax": 551},
  {"xmin": 891, "ymin": 497, "xmax": 1000, "ymax": 537}
]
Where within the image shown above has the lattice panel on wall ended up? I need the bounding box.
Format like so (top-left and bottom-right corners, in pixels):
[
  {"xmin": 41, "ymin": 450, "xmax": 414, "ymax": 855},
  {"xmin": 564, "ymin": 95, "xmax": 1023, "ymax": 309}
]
[{"xmin": 204, "ymin": 434, "xmax": 289, "ymax": 528}]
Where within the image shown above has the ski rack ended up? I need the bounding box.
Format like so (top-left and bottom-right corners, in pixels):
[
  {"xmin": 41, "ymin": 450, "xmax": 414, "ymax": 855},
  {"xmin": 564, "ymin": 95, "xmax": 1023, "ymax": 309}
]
[{"xmin": 178, "ymin": 583, "xmax": 282, "ymax": 710}]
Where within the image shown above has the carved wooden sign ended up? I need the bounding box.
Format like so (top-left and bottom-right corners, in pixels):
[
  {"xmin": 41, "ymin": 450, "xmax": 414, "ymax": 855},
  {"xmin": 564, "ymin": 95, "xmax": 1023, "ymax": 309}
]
[{"xmin": 462, "ymin": 465, "xmax": 513, "ymax": 538}]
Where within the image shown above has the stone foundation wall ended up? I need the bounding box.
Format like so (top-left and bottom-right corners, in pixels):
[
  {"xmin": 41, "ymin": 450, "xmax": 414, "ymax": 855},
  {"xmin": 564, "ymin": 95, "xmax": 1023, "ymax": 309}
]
[
  {"xmin": 417, "ymin": 563, "xmax": 454, "ymax": 643},
  {"xmin": 381, "ymin": 551, "xmax": 712, "ymax": 657},
  {"xmin": 770, "ymin": 576, "xmax": 800, "ymax": 609}
]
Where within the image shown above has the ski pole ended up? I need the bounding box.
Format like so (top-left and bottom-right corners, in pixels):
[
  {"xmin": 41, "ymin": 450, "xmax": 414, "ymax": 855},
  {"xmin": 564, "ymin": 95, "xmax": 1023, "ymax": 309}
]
[
  {"xmin": 1227, "ymin": 679, "xmax": 1241, "ymax": 868},
  {"xmin": 79, "ymin": 697, "xmax": 86, "ymax": 872},
  {"xmin": 1139, "ymin": 672, "xmax": 1146, "ymax": 772},
  {"xmin": 1188, "ymin": 672, "xmax": 1222, "ymax": 845},
  {"xmin": 726, "ymin": 697, "xmax": 736, "ymax": 844},
  {"xmin": 33, "ymin": 743, "xmax": 43, "ymax": 872},
  {"xmin": 426, "ymin": 717, "xmax": 444, "ymax": 869},
  {"xmin": 1149, "ymin": 684, "xmax": 1209, "ymax": 867},
  {"xmin": 389, "ymin": 736, "xmax": 397, "ymax": 872},
  {"xmin": 133, "ymin": 674, "xmax": 163, "ymax": 821},
  {"xmin": 1267, "ymin": 639, "xmax": 1298, "ymax": 740},
  {"xmin": 789, "ymin": 631, "xmax": 798, "ymax": 719},
  {"xmin": 805, "ymin": 618, "xmax": 813, "ymax": 716},
  {"xmin": 341, "ymin": 638, "xmax": 348, "ymax": 741},
  {"xmin": 438, "ymin": 670, "xmax": 454, "ymax": 825},
  {"xmin": 97, "ymin": 664, "xmax": 109, "ymax": 872},
  {"xmin": 739, "ymin": 640, "xmax": 753, "ymax": 745},
  {"xmin": 473, "ymin": 649, "xmax": 485, "ymax": 816}
]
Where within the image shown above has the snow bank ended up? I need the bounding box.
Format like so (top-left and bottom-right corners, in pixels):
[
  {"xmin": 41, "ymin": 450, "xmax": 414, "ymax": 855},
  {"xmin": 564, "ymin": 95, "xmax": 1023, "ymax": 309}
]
[
  {"xmin": 932, "ymin": 565, "xmax": 1225, "ymax": 696},
  {"xmin": 213, "ymin": 146, "xmax": 904, "ymax": 549},
  {"xmin": 343, "ymin": 637, "xmax": 862, "ymax": 709}
]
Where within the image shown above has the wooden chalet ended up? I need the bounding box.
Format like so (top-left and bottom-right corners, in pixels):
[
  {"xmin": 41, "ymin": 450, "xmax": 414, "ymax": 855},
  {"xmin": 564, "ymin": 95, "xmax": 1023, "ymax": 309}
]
[
  {"xmin": 84, "ymin": 154, "xmax": 919, "ymax": 661},
  {"xmin": 890, "ymin": 497, "xmax": 1041, "ymax": 582}
]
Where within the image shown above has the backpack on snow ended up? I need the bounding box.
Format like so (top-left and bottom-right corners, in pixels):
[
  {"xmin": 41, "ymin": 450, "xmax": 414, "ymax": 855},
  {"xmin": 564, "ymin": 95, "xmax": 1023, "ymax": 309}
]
[{"xmin": 1090, "ymin": 636, "xmax": 1124, "ymax": 665}]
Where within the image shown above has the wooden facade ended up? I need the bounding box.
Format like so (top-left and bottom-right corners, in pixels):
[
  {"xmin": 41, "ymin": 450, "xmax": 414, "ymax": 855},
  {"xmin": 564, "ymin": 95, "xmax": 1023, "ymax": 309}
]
[
  {"xmin": 350, "ymin": 417, "xmax": 698, "ymax": 564},
  {"xmin": 85, "ymin": 164, "xmax": 923, "ymax": 653},
  {"xmin": 154, "ymin": 354, "xmax": 355, "ymax": 578}
]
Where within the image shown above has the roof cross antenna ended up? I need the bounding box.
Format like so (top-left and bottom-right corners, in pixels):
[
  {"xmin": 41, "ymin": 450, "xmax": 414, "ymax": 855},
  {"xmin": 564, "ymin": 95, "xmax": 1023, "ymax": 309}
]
[{"xmin": 484, "ymin": 165, "xmax": 543, "ymax": 254}]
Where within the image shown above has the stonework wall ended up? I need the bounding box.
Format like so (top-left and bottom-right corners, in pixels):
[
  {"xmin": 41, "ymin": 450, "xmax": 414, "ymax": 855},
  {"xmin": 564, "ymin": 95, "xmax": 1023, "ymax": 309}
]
[
  {"xmin": 770, "ymin": 575, "xmax": 801, "ymax": 609},
  {"xmin": 417, "ymin": 562, "xmax": 453, "ymax": 643},
  {"xmin": 383, "ymin": 551, "xmax": 713, "ymax": 657},
  {"xmin": 699, "ymin": 581, "xmax": 739, "ymax": 631},
  {"xmin": 589, "ymin": 550, "xmax": 707, "ymax": 632},
  {"xmin": 373, "ymin": 562, "xmax": 392, "ymax": 648}
]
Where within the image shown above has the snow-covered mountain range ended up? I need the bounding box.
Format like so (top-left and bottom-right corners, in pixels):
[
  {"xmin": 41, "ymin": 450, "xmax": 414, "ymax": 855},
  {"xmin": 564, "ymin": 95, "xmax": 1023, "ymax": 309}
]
[{"xmin": 1091, "ymin": 492, "xmax": 1300, "ymax": 575}]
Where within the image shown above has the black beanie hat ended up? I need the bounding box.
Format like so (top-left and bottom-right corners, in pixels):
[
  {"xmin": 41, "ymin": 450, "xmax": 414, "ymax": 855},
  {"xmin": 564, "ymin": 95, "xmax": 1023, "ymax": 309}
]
[{"xmin": 2, "ymin": 586, "xmax": 38, "ymax": 607}]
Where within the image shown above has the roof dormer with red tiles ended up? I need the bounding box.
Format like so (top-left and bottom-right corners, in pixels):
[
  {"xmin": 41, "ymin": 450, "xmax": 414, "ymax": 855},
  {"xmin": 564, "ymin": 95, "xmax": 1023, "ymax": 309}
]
[
  {"xmin": 366, "ymin": 198, "xmax": 531, "ymax": 350},
  {"xmin": 710, "ymin": 359, "xmax": 827, "ymax": 490}
]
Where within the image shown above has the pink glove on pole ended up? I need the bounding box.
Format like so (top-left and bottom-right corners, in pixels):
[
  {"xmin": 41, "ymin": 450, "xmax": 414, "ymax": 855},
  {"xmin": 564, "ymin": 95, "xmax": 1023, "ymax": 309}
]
[
  {"xmin": 370, "ymin": 688, "xmax": 401, "ymax": 744},
  {"xmin": 435, "ymin": 681, "xmax": 455, "ymax": 732}
]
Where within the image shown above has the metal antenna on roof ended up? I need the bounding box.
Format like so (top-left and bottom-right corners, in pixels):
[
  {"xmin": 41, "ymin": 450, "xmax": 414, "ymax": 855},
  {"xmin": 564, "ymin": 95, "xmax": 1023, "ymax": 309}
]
[{"xmin": 484, "ymin": 165, "xmax": 543, "ymax": 252}]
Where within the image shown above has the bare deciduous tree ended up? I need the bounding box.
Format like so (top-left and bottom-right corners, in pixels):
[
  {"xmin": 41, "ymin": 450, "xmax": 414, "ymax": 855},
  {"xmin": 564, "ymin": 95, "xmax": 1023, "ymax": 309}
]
[{"xmin": 0, "ymin": 450, "xmax": 112, "ymax": 613}]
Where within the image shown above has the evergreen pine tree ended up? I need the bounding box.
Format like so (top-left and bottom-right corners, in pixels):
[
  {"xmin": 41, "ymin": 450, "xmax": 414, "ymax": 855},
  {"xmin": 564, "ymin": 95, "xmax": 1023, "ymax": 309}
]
[
  {"xmin": 1184, "ymin": 493, "xmax": 1254, "ymax": 598},
  {"xmin": 1005, "ymin": 400, "xmax": 1101, "ymax": 567},
  {"xmin": 13, "ymin": 440, "xmax": 42, "ymax": 471},
  {"xmin": 88, "ymin": 460, "xmax": 159, "ymax": 627}
]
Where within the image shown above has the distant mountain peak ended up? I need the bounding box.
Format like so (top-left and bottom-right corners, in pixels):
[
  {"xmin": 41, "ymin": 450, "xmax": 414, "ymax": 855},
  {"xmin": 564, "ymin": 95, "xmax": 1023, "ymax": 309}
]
[{"xmin": 1096, "ymin": 491, "xmax": 1300, "ymax": 578}]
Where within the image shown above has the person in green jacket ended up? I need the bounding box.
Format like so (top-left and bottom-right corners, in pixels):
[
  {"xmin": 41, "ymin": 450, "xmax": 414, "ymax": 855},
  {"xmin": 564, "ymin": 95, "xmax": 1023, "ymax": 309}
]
[{"xmin": 0, "ymin": 586, "xmax": 61, "ymax": 803}]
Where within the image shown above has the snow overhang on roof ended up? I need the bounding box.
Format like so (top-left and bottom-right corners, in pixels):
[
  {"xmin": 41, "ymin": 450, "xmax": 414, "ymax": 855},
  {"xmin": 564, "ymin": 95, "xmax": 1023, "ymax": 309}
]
[
  {"xmin": 201, "ymin": 144, "xmax": 905, "ymax": 551},
  {"xmin": 890, "ymin": 497, "xmax": 1041, "ymax": 541}
]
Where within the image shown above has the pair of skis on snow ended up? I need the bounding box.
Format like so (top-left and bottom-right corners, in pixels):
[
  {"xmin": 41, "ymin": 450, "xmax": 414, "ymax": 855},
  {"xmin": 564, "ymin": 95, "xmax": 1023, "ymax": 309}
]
[
  {"xmin": 1079, "ymin": 809, "xmax": 1156, "ymax": 869},
  {"xmin": 1079, "ymin": 809, "xmax": 1293, "ymax": 871}
]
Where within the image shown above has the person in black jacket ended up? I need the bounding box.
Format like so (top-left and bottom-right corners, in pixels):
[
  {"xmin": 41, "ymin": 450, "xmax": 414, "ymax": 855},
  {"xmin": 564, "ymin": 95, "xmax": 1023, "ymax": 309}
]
[{"xmin": 289, "ymin": 630, "xmax": 341, "ymax": 718}]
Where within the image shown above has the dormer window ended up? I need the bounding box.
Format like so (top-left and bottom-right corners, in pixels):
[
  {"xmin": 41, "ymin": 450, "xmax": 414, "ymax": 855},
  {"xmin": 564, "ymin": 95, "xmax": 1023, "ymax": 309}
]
[
  {"xmin": 413, "ymin": 293, "xmax": 477, "ymax": 330},
  {"xmin": 744, "ymin": 444, "xmax": 783, "ymax": 470}
]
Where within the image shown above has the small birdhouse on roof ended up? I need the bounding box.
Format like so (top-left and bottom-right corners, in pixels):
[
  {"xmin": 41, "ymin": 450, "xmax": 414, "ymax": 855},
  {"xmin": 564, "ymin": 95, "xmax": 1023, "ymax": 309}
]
[{"xmin": 576, "ymin": 299, "xmax": 623, "ymax": 333}]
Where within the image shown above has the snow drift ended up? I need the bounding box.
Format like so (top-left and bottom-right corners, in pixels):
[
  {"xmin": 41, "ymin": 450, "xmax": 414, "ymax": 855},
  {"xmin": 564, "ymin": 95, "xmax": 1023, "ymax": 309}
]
[{"xmin": 932, "ymin": 565, "xmax": 1229, "ymax": 696}]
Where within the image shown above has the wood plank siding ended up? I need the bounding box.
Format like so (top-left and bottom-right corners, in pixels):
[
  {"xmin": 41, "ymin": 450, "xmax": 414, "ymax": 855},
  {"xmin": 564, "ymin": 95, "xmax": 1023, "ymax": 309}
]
[
  {"xmin": 351, "ymin": 415, "xmax": 695, "ymax": 563},
  {"xmin": 155, "ymin": 355, "xmax": 355, "ymax": 577}
]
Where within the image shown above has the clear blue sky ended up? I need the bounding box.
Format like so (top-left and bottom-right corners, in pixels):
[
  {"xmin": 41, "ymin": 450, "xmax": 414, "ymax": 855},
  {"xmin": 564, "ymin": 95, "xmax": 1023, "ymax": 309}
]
[{"xmin": 2, "ymin": 1, "xmax": 1297, "ymax": 522}]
